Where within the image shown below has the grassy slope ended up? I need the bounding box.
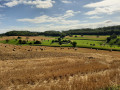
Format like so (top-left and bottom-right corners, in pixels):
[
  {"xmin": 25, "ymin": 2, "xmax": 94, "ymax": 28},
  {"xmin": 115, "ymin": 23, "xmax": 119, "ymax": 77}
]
[
  {"xmin": 0, "ymin": 35, "xmax": 120, "ymax": 51},
  {"xmin": 66, "ymin": 35, "xmax": 109, "ymax": 41}
]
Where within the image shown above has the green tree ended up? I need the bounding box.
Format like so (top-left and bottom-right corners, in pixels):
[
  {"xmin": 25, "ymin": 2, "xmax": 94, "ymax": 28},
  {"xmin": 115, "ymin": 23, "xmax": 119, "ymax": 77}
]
[
  {"xmin": 60, "ymin": 33, "xmax": 66, "ymax": 39},
  {"xmin": 106, "ymin": 37, "xmax": 111, "ymax": 43},
  {"xmin": 29, "ymin": 42, "xmax": 32, "ymax": 45},
  {"xmin": 81, "ymin": 34, "xmax": 84, "ymax": 37},
  {"xmin": 17, "ymin": 36, "xmax": 22, "ymax": 39},
  {"xmin": 18, "ymin": 40, "xmax": 22, "ymax": 44},
  {"xmin": 72, "ymin": 41, "xmax": 77, "ymax": 47},
  {"xmin": 69, "ymin": 34, "xmax": 73, "ymax": 37},
  {"xmin": 6, "ymin": 39, "xmax": 9, "ymax": 43},
  {"xmin": 34, "ymin": 40, "xmax": 41, "ymax": 44},
  {"xmin": 59, "ymin": 41, "xmax": 62, "ymax": 45},
  {"xmin": 75, "ymin": 35, "xmax": 77, "ymax": 37},
  {"xmin": 58, "ymin": 38, "xmax": 61, "ymax": 42},
  {"xmin": 110, "ymin": 33, "xmax": 117, "ymax": 39},
  {"xmin": 22, "ymin": 40, "xmax": 27, "ymax": 44}
]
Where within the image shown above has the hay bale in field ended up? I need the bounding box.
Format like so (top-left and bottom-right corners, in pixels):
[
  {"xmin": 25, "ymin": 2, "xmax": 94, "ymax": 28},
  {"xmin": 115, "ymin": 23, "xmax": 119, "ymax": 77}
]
[
  {"xmin": 13, "ymin": 49, "xmax": 15, "ymax": 51},
  {"xmin": 74, "ymin": 48, "xmax": 77, "ymax": 51},
  {"xmin": 40, "ymin": 48, "xmax": 43, "ymax": 51},
  {"xmin": 28, "ymin": 49, "xmax": 31, "ymax": 51},
  {"xmin": 70, "ymin": 74, "xmax": 73, "ymax": 77},
  {"xmin": 60, "ymin": 47, "xmax": 64, "ymax": 49},
  {"xmin": 59, "ymin": 75, "xmax": 62, "ymax": 79}
]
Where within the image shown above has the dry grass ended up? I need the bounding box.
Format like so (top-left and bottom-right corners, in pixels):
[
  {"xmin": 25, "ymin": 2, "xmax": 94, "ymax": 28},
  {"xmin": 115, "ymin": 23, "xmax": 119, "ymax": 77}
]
[
  {"xmin": 0, "ymin": 36, "xmax": 54, "ymax": 41},
  {"xmin": 0, "ymin": 43, "xmax": 120, "ymax": 90}
]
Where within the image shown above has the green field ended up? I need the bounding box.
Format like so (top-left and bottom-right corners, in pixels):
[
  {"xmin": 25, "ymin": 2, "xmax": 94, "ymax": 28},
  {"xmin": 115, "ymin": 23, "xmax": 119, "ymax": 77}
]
[
  {"xmin": 0, "ymin": 35, "xmax": 120, "ymax": 51},
  {"xmin": 66, "ymin": 35, "xmax": 109, "ymax": 41}
]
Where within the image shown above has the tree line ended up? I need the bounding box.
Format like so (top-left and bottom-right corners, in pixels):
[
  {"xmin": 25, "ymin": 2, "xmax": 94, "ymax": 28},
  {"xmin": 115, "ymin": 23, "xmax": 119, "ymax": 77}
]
[
  {"xmin": 106, "ymin": 33, "xmax": 120, "ymax": 46},
  {"xmin": 0, "ymin": 25, "xmax": 120, "ymax": 36}
]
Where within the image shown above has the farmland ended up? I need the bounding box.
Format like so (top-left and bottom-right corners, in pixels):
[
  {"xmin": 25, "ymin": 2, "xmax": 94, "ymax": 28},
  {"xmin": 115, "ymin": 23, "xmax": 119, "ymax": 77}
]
[
  {"xmin": 1, "ymin": 0, "xmax": 120, "ymax": 89},
  {"xmin": 0, "ymin": 35, "xmax": 120, "ymax": 90},
  {"xmin": 0, "ymin": 35, "xmax": 120, "ymax": 51}
]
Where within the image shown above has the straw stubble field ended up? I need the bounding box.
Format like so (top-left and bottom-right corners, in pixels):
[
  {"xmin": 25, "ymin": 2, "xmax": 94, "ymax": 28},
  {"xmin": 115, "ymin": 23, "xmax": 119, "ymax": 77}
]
[{"xmin": 0, "ymin": 43, "xmax": 120, "ymax": 90}]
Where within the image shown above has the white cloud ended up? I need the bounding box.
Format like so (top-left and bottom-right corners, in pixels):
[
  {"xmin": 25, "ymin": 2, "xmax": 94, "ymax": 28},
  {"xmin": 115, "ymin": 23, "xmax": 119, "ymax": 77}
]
[
  {"xmin": 103, "ymin": 20, "xmax": 112, "ymax": 23},
  {"xmin": 17, "ymin": 10, "xmax": 81, "ymax": 25},
  {"xmin": 84, "ymin": 0, "xmax": 120, "ymax": 15},
  {"xmin": 63, "ymin": 10, "xmax": 80, "ymax": 18},
  {"xmin": 88, "ymin": 16, "xmax": 102, "ymax": 19},
  {"xmin": 4, "ymin": 0, "xmax": 19, "ymax": 7},
  {"xmin": 61, "ymin": 0, "xmax": 72, "ymax": 3},
  {"xmin": 4, "ymin": 0, "xmax": 55, "ymax": 8}
]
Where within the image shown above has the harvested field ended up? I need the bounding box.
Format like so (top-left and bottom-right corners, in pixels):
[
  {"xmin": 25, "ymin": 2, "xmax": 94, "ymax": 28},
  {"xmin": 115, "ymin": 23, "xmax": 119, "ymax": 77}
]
[
  {"xmin": 0, "ymin": 43, "xmax": 120, "ymax": 90},
  {"xmin": 0, "ymin": 36, "xmax": 54, "ymax": 41}
]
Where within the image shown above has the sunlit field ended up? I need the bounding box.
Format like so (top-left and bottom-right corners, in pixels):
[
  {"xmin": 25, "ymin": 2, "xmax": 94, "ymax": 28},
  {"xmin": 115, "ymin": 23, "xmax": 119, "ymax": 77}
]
[
  {"xmin": 1, "ymin": 35, "xmax": 120, "ymax": 51},
  {"xmin": 0, "ymin": 35, "xmax": 120, "ymax": 90}
]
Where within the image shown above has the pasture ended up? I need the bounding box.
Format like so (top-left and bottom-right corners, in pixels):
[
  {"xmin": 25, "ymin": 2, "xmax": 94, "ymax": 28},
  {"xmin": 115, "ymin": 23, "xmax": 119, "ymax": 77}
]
[{"xmin": 1, "ymin": 35, "xmax": 120, "ymax": 51}]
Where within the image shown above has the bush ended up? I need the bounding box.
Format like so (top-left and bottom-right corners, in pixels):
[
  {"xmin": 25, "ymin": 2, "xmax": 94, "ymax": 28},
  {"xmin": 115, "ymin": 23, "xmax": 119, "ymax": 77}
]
[
  {"xmin": 81, "ymin": 34, "xmax": 84, "ymax": 37},
  {"xmin": 17, "ymin": 36, "xmax": 21, "ymax": 39},
  {"xmin": 18, "ymin": 40, "xmax": 27, "ymax": 44},
  {"xmin": 110, "ymin": 33, "xmax": 117, "ymax": 39},
  {"xmin": 58, "ymin": 38, "xmax": 61, "ymax": 42},
  {"xmin": 59, "ymin": 41, "xmax": 62, "ymax": 45},
  {"xmin": 22, "ymin": 40, "xmax": 27, "ymax": 44},
  {"xmin": 6, "ymin": 39, "xmax": 9, "ymax": 43},
  {"xmin": 114, "ymin": 38, "xmax": 120, "ymax": 44},
  {"xmin": 34, "ymin": 40, "xmax": 41, "ymax": 44},
  {"xmin": 106, "ymin": 37, "xmax": 111, "ymax": 43},
  {"xmin": 29, "ymin": 42, "xmax": 32, "ymax": 45},
  {"xmin": 18, "ymin": 40, "xmax": 22, "ymax": 44},
  {"xmin": 72, "ymin": 41, "xmax": 77, "ymax": 47},
  {"xmin": 51, "ymin": 40, "xmax": 54, "ymax": 43},
  {"xmin": 75, "ymin": 35, "xmax": 77, "ymax": 37},
  {"xmin": 69, "ymin": 34, "xmax": 73, "ymax": 37}
]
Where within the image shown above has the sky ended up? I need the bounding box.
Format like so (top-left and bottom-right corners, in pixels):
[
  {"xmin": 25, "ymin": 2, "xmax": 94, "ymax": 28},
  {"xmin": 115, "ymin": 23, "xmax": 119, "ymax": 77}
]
[{"xmin": 0, "ymin": 0, "xmax": 120, "ymax": 33}]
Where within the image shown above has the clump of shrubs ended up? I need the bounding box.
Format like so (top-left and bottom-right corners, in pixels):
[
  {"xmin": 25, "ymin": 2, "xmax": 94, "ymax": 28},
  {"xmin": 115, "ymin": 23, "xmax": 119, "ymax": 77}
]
[
  {"xmin": 29, "ymin": 42, "xmax": 32, "ymax": 45},
  {"xmin": 71, "ymin": 41, "xmax": 77, "ymax": 47},
  {"xmin": 75, "ymin": 35, "xmax": 77, "ymax": 37},
  {"xmin": 17, "ymin": 36, "xmax": 22, "ymax": 39},
  {"xmin": 106, "ymin": 33, "xmax": 117, "ymax": 43},
  {"xmin": 106, "ymin": 33, "xmax": 120, "ymax": 46},
  {"xmin": 6, "ymin": 39, "xmax": 9, "ymax": 43},
  {"xmin": 18, "ymin": 40, "xmax": 27, "ymax": 44},
  {"xmin": 18, "ymin": 40, "xmax": 42, "ymax": 45},
  {"xmin": 51, "ymin": 38, "xmax": 71, "ymax": 45},
  {"xmin": 34, "ymin": 40, "xmax": 41, "ymax": 44}
]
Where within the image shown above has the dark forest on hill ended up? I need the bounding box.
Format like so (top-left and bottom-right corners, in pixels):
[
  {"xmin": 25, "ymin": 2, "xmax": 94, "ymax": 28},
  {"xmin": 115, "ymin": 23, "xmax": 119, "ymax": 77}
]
[{"xmin": 1, "ymin": 25, "xmax": 120, "ymax": 36}]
